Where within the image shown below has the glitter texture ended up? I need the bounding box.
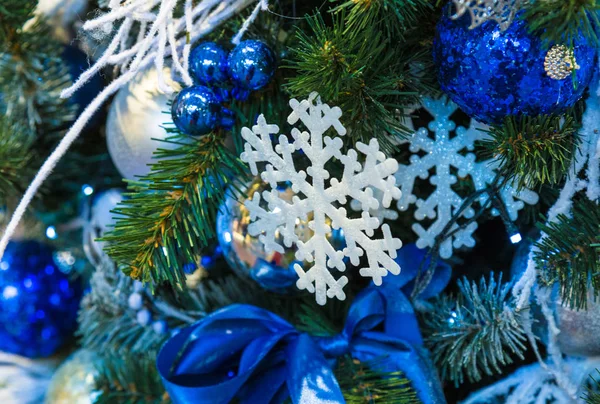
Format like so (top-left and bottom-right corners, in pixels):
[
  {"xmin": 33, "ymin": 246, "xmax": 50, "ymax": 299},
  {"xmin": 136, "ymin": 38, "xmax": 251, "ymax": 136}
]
[
  {"xmin": 434, "ymin": 9, "xmax": 597, "ymax": 124},
  {"xmin": 544, "ymin": 45, "xmax": 579, "ymax": 80},
  {"xmin": 0, "ymin": 241, "xmax": 83, "ymax": 358}
]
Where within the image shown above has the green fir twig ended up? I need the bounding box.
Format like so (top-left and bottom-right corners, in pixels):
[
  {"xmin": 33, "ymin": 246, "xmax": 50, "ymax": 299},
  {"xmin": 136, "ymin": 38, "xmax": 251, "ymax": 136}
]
[
  {"xmin": 535, "ymin": 197, "xmax": 600, "ymax": 310},
  {"xmin": 421, "ymin": 273, "xmax": 528, "ymax": 385}
]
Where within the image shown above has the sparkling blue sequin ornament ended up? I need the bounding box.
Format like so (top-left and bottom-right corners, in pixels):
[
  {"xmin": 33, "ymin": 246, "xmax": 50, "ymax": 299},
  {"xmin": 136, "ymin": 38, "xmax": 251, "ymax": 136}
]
[
  {"xmin": 171, "ymin": 85, "xmax": 234, "ymax": 136},
  {"xmin": 216, "ymin": 178, "xmax": 344, "ymax": 294},
  {"xmin": 227, "ymin": 40, "xmax": 276, "ymax": 101},
  {"xmin": 189, "ymin": 42, "xmax": 229, "ymax": 86},
  {"xmin": 0, "ymin": 240, "xmax": 83, "ymax": 358},
  {"xmin": 434, "ymin": 8, "xmax": 597, "ymax": 124}
]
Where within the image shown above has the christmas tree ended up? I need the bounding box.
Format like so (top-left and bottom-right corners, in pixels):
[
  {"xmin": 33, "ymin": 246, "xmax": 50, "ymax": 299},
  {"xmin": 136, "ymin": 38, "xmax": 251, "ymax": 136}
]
[{"xmin": 0, "ymin": 0, "xmax": 599, "ymax": 403}]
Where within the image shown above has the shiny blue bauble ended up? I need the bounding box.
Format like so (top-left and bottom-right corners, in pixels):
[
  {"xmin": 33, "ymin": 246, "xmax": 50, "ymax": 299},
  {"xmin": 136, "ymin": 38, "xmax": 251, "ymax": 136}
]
[
  {"xmin": 434, "ymin": 9, "xmax": 597, "ymax": 124},
  {"xmin": 189, "ymin": 42, "xmax": 229, "ymax": 86},
  {"xmin": 0, "ymin": 241, "xmax": 83, "ymax": 358},
  {"xmin": 171, "ymin": 85, "xmax": 234, "ymax": 136},
  {"xmin": 227, "ymin": 40, "xmax": 276, "ymax": 100}
]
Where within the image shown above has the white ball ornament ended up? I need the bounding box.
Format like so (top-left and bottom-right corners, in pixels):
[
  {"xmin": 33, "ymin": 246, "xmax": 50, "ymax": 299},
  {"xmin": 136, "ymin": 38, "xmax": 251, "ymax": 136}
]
[
  {"xmin": 106, "ymin": 67, "xmax": 181, "ymax": 180},
  {"xmin": 82, "ymin": 189, "xmax": 123, "ymax": 266},
  {"xmin": 36, "ymin": 0, "xmax": 88, "ymax": 41}
]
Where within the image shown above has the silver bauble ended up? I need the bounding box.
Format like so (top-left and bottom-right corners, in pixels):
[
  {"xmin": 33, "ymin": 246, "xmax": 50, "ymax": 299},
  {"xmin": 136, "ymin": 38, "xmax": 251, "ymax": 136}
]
[
  {"xmin": 216, "ymin": 178, "xmax": 344, "ymax": 294},
  {"xmin": 82, "ymin": 189, "xmax": 123, "ymax": 266},
  {"xmin": 44, "ymin": 350, "xmax": 100, "ymax": 404},
  {"xmin": 106, "ymin": 67, "xmax": 180, "ymax": 180},
  {"xmin": 511, "ymin": 231, "xmax": 600, "ymax": 357}
]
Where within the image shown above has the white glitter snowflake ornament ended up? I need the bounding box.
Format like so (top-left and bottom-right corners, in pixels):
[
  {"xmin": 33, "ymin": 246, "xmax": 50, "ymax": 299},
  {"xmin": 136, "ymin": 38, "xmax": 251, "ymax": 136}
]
[
  {"xmin": 240, "ymin": 92, "xmax": 403, "ymax": 305},
  {"xmin": 396, "ymin": 97, "xmax": 538, "ymax": 259}
]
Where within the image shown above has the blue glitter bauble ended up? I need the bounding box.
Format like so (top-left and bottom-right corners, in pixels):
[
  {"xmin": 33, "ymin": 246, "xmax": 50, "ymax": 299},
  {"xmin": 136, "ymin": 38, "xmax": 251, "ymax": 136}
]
[
  {"xmin": 189, "ymin": 42, "xmax": 229, "ymax": 86},
  {"xmin": 171, "ymin": 85, "xmax": 234, "ymax": 136},
  {"xmin": 227, "ymin": 40, "xmax": 276, "ymax": 100},
  {"xmin": 434, "ymin": 9, "xmax": 597, "ymax": 124},
  {"xmin": 0, "ymin": 241, "xmax": 83, "ymax": 358}
]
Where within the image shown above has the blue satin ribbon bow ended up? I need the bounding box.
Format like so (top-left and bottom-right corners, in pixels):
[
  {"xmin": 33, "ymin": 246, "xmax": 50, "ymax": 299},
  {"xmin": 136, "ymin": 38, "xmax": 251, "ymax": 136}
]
[{"xmin": 157, "ymin": 244, "xmax": 450, "ymax": 404}]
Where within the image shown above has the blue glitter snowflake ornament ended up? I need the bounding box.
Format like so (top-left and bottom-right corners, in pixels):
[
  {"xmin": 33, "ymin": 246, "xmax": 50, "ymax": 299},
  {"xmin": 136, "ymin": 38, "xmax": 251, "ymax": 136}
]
[{"xmin": 434, "ymin": 8, "xmax": 597, "ymax": 124}]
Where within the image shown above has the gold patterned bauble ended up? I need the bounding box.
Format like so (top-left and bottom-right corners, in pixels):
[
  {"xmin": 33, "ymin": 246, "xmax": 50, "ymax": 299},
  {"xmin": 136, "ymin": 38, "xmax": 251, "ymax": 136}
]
[
  {"xmin": 216, "ymin": 178, "xmax": 344, "ymax": 294},
  {"xmin": 544, "ymin": 45, "xmax": 579, "ymax": 80},
  {"xmin": 44, "ymin": 350, "xmax": 100, "ymax": 404}
]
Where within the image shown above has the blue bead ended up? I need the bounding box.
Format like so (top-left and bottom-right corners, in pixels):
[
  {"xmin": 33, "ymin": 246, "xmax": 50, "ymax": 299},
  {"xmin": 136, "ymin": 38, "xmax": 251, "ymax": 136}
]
[
  {"xmin": 189, "ymin": 42, "xmax": 229, "ymax": 86},
  {"xmin": 227, "ymin": 40, "xmax": 276, "ymax": 100},
  {"xmin": 434, "ymin": 9, "xmax": 597, "ymax": 124},
  {"xmin": 171, "ymin": 85, "xmax": 234, "ymax": 136},
  {"xmin": 0, "ymin": 241, "xmax": 83, "ymax": 358}
]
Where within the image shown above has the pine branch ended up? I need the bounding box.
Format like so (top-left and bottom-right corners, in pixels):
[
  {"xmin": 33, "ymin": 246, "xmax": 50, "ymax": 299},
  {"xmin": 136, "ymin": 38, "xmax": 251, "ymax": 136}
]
[
  {"xmin": 0, "ymin": 117, "xmax": 34, "ymax": 202},
  {"xmin": 332, "ymin": 0, "xmax": 431, "ymax": 39},
  {"xmin": 0, "ymin": 18, "xmax": 76, "ymax": 135},
  {"xmin": 336, "ymin": 356, "xmax": 419, "ymax": 404},
  {"xmin": 102, "ymin": 129, "xmax": 250, "ymax": 289},
  {"xmin": 535, "ymin": 197, "xmax": 600, "ymax": 310},
  {"xmin": 479, "ymin": 111, "xmax": 581, "ymax": 190},
  {"xmin": 92, "ymin": 353, "xmax": 169, "ymax": 404},
  {"xmin": 420, "ymin": 273, "xmax": 528, "ymax": 385},
  {"xmin": 584, "ymin": 369, "xmax": 600, "ymax": 404},
  {"xmin": 522, "ymin": 0, "xmax": 600, "ymax": 47},
  {"xmin": 285, "ymin": 13, "xmax": 427, "ymax": 154},
  {"xmin": 0, "ymin": 0, "xmax": 36, "ymax": 46}
]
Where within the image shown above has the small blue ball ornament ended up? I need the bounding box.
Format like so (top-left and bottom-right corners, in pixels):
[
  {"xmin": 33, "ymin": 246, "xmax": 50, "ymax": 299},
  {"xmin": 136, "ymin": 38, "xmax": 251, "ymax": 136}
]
[
  {"xmin": 171, "ymin": 85, "xmax": 234, "ymax": 136},
  {"xmin": 189, "ymin": 42, "xmax": 229, "ymax": 86},
  {"xmin": 434, "ymin": 9, "xmax": 597, "ymax": 124},
  {"xmin": 0, "ymin": 240, "xmax": 83, "ymax": 358},
  {"xmin": 227, "ymin": 40, "xmax": 276, "ymax": 100}
]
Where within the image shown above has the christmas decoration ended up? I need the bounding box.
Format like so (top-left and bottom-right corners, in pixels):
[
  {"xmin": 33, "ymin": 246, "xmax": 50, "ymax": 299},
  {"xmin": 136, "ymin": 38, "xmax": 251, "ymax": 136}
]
[
  {"xmin": 82, "ymin": 189, "xmax": 124, "ymax": 266},
  {"xmin": 463, "ymin": 357, "xmax": 600, "ymax": 404},
  {"xmin": 171, "ymin": 85, "xmax": 234, "ymax": 136},
  {"xmin": 106, "ymin": 67, "xmax": 181, "ymax": 180},
  {"xmin": 544, "ymin": 45, "xmax": 580, "ymax": 80},
  {"xmin": 227, "ymin": 39, "xmax": 276, "ymax": 100},
  {"xmin": 216, "ymin": 178, "xmax": 345, "ymax": 294},
  {"xmin": 240, "ymin": 92, "xmax": 403, "ymax": 305},
  {"xmin": 36, "ymin": 0, "xmax": 89, "ymax": 41},
  {"xmin": 434, "ymin": 9, "xmax": 596, "ymax": 124},
  {"xmin": 0, "ymin": 352, "xmax": 58, "ymax": 404},
  {"xmin": 451, "ymin": 0, "xmax": 522, "ymax": 31},
  {"xmin": 189, "ymin": 42, "xmax": 229, "ymax": 86},
  {"xmin": 395, "ymin": 97, "xmax": 538, "ymax": 258},
  {"xmin": 44, "ymin": 349, "xmax": 100, "ymax": 404},
  {"xmin": 0, "ymin": 240, "xmax": 83, "ymax": 358},
  {"xmin": 157, "ymin": 272, "xmax": 447, "ymax": 404},
  {"xmin": 62, "ymin": 45, "xmax": 103, "ymax": 118}
]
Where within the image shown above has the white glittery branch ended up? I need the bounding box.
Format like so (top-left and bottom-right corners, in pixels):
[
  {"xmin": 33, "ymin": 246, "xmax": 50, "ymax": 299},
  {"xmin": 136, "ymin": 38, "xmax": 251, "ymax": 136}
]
[
  {"xmin": 0, "ymin": 0, "xmax": 266, "ymax": 260},
  {"xmin": 240, "ymin": 92, "xmax": 403, "ymax": 305},
  {"xmin": 452, "ymin": 0, "xmax": 523, "ymax": 31},
  {"xmin": 395, "ymin": 97, "xmax": 538, "ymax": 258},
  {"xmin": 463, "ymin": 357, "xmax": 600, "ymax": 404}
]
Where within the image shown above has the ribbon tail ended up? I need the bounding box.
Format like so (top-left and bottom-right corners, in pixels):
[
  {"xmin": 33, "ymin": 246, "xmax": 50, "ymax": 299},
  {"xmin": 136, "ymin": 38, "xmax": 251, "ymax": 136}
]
[{"xmin": 286, "ymin": 334, "xmax": 345, "ymax": 404}]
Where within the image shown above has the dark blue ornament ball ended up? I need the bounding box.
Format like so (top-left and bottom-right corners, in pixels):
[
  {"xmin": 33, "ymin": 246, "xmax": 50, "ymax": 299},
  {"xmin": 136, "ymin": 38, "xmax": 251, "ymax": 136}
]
[
  {"xmin": 434, "ymin": 10, "xmax": 597, "ymax": 124},
  {"xmin": 171, "ymin": 85, "xmax": 234, "ymax": 136},
  {"xmin": 62, "ymin": 45, "xmax": 104, "ymax": 117},
  {"xmin": 227, "ymin": 40, "xmax": 276, "ymax": 100},
  {"xmin": 0, "ymin": 241, "xmax": 83, "ymax": 358},
  {"xmin": 189, "ymin": 42, "xmax": 229, "ymax": 86}
]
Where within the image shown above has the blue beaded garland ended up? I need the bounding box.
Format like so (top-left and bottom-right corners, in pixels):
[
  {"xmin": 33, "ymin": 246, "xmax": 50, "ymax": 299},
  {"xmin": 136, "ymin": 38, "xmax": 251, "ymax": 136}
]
[
  {"xmin": 434, "ymin": 9, "xmax": 597, "ymax": 124},
  {"xmin": 189, "ymin": 42, "xmax": 229, "ymax": 86},
  {"xmin": 0, "ymin": 241, "xmax": 83, "ymax": 358},
  {"xmin": 227, "ymin": 40, "xmax": 276, "ymax": 100},
  {"xmin": 171, "ymin": 85, "xmax": 234, "ymax": 136}
]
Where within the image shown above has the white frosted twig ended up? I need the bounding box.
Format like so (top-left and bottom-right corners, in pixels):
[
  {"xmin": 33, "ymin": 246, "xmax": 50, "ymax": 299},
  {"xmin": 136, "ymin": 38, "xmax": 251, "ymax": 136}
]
[
  {"xmin": 232, "ymin": 0, "xmax": 269, "ymax": 44},
  {"xmin": 0, "ymin": 0, "xmax": 266, "ymax": 260}
]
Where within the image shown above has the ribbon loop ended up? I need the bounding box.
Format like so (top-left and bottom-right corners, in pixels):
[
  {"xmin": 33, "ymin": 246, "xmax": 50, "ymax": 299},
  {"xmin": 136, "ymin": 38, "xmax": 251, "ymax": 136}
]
[{"xmin": 314, "ymin": 332, "xmax": 351, "ymax": 357}]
